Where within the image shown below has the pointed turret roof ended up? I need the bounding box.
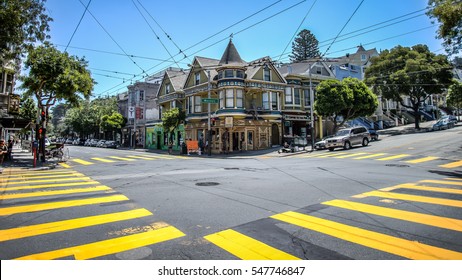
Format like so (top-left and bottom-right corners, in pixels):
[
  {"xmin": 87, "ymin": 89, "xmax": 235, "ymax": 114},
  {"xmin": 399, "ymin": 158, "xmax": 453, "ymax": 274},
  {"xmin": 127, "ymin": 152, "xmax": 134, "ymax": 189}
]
[{"xmin": 219, "ymin": 39, "xmax": 246, "ymax": 66}]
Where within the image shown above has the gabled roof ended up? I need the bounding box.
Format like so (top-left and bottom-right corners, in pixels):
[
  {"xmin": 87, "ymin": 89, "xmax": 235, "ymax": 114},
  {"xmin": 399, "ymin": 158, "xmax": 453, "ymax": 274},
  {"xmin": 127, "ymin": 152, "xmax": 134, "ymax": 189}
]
[
  {"xmin": 166, "ymin": 69, "xmax": 189, "ymax": 92},
  {"xmin": 278, "ymin": 61, "xmax": 336, "ymax": 80},
  {"xmin": 219, "ymin": 39, "xmax": 246, "ymax": 66},
  {"xmin": 246, "ymin": 56, "xmax": 286, "ymax": 83}
]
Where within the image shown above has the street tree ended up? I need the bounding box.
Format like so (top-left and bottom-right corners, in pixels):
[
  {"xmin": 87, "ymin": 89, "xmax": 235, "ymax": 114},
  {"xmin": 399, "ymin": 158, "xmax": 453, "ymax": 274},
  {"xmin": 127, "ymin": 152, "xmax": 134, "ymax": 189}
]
[
  {"xmin": 427, "ymin": 0, "xmax": 462, "ymax": 55},
  {"xmin": 447, "ymin": 80, "xmax": 462, "ymax": 121},
  {"xmin": 18, "ymin": 97, "xmax": 37, "ymax": 124},
  {"xmin": 21, "ymin": 43, "xmax": 94, "ymax": 160},
  {"xmin": 100, "ymin": 112, "xmax": 126, "ymax": 139},
  {"xmin": 289, "ymin": 29, "xmax": 321, "ymax": 62},
  {"xmin": 161, "ymin": 107, "xmax": 185, "ymax": 142},
  {"xmin": 314, "ymin": 77, "xmax": 378, "ymax": 133},
  {"xmin": 0, "ymin": 0, "xmax": 52, "ymax": 64},
  {"xmin": 365, "ymin": 44, "xmax": 452, "ymax": 129}
]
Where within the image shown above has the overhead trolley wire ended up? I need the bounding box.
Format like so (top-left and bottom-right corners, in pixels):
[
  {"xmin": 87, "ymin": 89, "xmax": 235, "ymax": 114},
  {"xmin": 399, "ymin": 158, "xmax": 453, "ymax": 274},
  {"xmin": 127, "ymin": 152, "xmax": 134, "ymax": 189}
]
[
  {"xmin": 77, "ymin": 0, "xmax": 147, "ymax": 74},
  {"xmin": 322, "ymin": 0, "xmax": 365, "ymax": 57},
  {"xmin": 65, "ymin": 0, "xmax": 92, "ymax": 52}
]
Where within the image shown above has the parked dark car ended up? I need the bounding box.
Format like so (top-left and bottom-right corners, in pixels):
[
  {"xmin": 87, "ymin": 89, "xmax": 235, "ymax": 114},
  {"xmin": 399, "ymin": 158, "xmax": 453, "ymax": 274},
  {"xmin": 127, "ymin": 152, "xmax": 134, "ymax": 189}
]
[
  {"xmin": 103, "ymin": 140, "xmax": 120, "ymax": 149},
  {"xmin": 433, "ymin": 117, "xmax": 454, "ymax": 131}
]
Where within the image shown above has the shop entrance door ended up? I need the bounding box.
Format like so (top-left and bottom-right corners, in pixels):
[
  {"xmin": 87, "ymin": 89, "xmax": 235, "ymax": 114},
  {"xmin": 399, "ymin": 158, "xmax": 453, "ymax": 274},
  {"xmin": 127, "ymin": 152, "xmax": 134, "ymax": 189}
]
[{"xmin": 246, "ymin": 130, "xmax": 254, "ymax": 150}]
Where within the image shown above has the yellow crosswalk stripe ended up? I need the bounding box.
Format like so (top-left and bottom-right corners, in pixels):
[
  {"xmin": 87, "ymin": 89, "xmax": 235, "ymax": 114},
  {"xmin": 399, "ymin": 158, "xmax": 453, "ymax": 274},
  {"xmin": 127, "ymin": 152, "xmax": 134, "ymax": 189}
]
[
  {"xmin": 108, "ymin": 156, "xmax": 135, "ymax": 161},
  {"xmin": 439, "ymin": 160, "xmax": 462, "ymax": 168},
  {"xmin": 127, "ymin": 155, "xmax": 157, "ymax": 160},
  {"xmin": 419, "ymin": 179, "xmax": 462, "ymax": 186},
  {"xmin": 271, "ymin": 211, "xmax": 462, "ymax": 260},
  {"xmin": 204, "ymin": 229, "xmax": 300, "ymax": 260},
  {"xmin": 71, "ymin": 159, "xmax": 94, "ymax": 165},
  {"xmin": 0, "ymin": 208, "xmax": 152, "ymax": 242},
  {"xmin": 4, "ymin": 170, "xmax": 80, "ymax": 177},
  {"xmin": 380, "ymin": 183, "xmax": 462, "ymax": 194},
  {"xmin": 322, "ymin": 199, "xmax": 462, "ymax": 232},
  {"xmin": 405, "ymin": 156, "xmax": 439, "ymax": 164},
  {"xmin": 91, "ymin": 157, "xmax": 116, "ymax": 163},
  {"xmin": 335, "ymin": 152, "xmax": 368, "ymax": 159},
  {"xmin": 0, "ymin": 186, "xmax": 113, "ymax": 200},
  {"xmin": 354, "ymin": 191, "xmax": 462, "ymax": 208},
  {"xmin": 59, "ymin": 163, "xmax": 72, "ymax": 168},
  {"xmin": 140, "ymin": 154, "xmax": 174, "ymax": 160},
  {"xmin": 0, "ymin": 195, "xmax": 129, "ymax": 216},
  {"xmin": 353, "ymin": 153, "xmax": 387, "ymax": 159},
  {"xmin": 0, "ymin": 181, "xmax": 100, "ymax": 192},
  {"xmin": 316, "ymin": 152, "xmax": 348, "ymax": 158},
  {"xmin": 15, "ymin": 225, "xmax": 185, "ymax": 260},
  {"xmin": 376, "ymin": 154, "xmax": 410, "ymax": 161},
  {"xmin": 3, "ymin": 176, "xmax": 93, "ymax": 185},
  {"xmin": 1, "ymin": 173, "xmax": 85, "ymax": 182}
]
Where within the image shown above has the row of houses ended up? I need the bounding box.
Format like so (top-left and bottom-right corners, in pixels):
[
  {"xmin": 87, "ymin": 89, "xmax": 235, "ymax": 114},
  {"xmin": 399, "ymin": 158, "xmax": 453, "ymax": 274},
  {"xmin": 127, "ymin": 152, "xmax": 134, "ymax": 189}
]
[{"xmin": 117, "ymin": 40, "xmax": 381, "ymax": 153}]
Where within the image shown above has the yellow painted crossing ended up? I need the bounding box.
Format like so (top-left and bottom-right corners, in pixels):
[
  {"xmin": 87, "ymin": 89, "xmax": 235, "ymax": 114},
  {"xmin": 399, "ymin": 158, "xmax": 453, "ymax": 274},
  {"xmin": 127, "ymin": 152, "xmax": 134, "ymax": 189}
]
[
  {"xmin": 91, "ymin": 157, "xmax": 116, "ymax": 163},
  {"xmin": 354, "ymin": 190, "xmax": 462, "ymax": 208},
  {"xmin": 271, "ymin": 211, "xmax": 462, "ymax": 260},
  {"xmin": 439, "ymin": 160, "xmax": 462, "ymax": 169},
  {"xmin": 15, "ymin": 225, "xmax": 185, "ymax": 260},
  {"xmin": 71, "ymin": 159, "xmax": 94, "ymax": 165},
  {"xmin": 204, "ymin": 229, "xmax": 300, "ymax": 260},
  {"xmin": 0, "ymin": 185, "xmax": 112, "ymax": 200},
  {"xmin": 405, "ymin": 156, "xmax": 439, "ymax": 164},
  {"xmin": 375, "ymin": 154, "xmax": 411, "ymax": 161}
]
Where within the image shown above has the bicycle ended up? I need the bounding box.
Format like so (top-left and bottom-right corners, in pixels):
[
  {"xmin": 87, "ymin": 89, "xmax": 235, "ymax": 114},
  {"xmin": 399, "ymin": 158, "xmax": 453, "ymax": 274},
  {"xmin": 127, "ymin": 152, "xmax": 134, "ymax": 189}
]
[{"xmin": 46, "ymin": 143, "xmax": 70, "ymax": 162}]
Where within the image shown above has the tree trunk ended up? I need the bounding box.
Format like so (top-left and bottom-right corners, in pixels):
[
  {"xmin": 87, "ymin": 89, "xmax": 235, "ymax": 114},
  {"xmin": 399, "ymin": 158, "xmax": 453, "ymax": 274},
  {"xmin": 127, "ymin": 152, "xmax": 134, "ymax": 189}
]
[{"xmin": 413, "ymin": 107, "xmax": 420, "ymax": 130}]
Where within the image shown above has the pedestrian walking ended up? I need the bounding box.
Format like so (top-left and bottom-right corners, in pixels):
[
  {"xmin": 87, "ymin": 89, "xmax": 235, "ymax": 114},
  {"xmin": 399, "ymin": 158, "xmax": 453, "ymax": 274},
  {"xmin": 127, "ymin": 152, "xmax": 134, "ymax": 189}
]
[{"xmin": 0, "ymin": 139, "xmax": 7, "ymax": 173}]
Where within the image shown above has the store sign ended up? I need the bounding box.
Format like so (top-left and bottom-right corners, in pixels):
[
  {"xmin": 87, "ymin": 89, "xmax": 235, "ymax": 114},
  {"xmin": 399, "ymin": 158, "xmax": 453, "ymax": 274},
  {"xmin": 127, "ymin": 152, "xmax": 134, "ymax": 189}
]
[{"xmin": 128, "ymin": 106, "xmax": 135, "ymax": 119}]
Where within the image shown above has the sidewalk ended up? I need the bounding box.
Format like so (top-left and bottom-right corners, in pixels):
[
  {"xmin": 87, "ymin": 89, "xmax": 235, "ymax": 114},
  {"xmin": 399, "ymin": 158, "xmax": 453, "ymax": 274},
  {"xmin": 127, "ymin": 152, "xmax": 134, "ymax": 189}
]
[{"xmin": 1, "ymin": 145, "xmax": 56, "ymax": 174}]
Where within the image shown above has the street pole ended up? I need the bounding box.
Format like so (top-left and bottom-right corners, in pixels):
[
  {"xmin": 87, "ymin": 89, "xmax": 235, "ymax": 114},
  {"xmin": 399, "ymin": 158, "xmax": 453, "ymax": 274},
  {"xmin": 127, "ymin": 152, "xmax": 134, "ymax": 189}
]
[
  {"xmin": 309, "ymin": 63, "xmax": 315, "ymax": 151},
  {"xmin": 207, "ymin": 70, "xmax": 212, "ymax": 156}
]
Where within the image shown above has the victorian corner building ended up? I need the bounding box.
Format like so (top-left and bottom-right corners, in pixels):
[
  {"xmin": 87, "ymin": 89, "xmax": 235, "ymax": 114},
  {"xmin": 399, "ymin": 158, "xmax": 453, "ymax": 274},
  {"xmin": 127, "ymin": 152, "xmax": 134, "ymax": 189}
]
[{"xmin": 150, "ymin": 39, "xmax": 328, "ymax": 154}]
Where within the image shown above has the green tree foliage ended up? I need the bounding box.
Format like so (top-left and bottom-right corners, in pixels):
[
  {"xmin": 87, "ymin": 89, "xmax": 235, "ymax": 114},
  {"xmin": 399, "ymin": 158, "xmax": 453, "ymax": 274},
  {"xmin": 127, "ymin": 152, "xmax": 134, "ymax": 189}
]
[
  {"xmin": 18, "ymin": 96, "xmax": 37, "ymax": 123},
  {"xmin": 314, "ymin": 77, "xmax": 378, "ymax": 133},
  {"xmin": 447, "ymin": 80, "xmax": 462, "ymax": 120},
  {"xmin": 427, "ymin": 0, "xmax": 462, "ymax": 55},
  {"xmin": 101, "ymin": 112, "xmax": 126, "ymax": 134},
  {"xmin": 161, "ymin": 108, "xmax": 185, "ymax": 140},
  {"xmin": 289, "ymin": 29, "xmax": 321, "ymax": 62},
  {"xmin": 0, "ymin": 0, "xmax": 52, "ymax": 64},
  {"xmin": 365, "ymin": 44, "xmax": 452, "ymax": 129}
]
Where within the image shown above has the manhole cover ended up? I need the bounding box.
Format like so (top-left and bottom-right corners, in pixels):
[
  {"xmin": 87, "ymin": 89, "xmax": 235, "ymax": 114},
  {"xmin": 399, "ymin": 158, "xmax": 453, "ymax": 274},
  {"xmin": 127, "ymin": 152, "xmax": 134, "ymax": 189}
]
[
  {"xmin": 224, "ymin": 167, "xmax": 239, "ymax": 170},
  {"xmin": 196, "ymin": 182, "xmax": 220, "ymax": 186},
  {"xmin": 385, "ymin": 164, "xmax": 410, "ymax": 168}
]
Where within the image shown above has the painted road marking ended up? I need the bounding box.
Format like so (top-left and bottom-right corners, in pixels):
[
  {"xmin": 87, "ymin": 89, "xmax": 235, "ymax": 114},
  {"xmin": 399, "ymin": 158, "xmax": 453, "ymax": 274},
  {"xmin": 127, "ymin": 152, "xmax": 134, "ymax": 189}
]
[
  {"xmin": 380, "ymin": 183, "xmax": 462, "ymax": 195},
  {"xmin": 271, "ymin": 211, "xmax": 462, "ymax": 260},
  {"xmin": 322, "ymin": 199, "xmax": 462, "ymax": 232},
  {"xmin": 376, "ymin": 154, "xmax": 411, "ymax": 161},
  {"xmin": 354, "ymin": 191, "xmax": 462, "ymax": 208},
  {"xmin": 353, "ymin": 153, "xmax": 387, "ymax": 159},
  {"xmin": 0, "ymin": 181, "xmax": 100, "ymax": 192},
  {"xmin": 335, "ymin": 152, "xmax": 368, "ymax": 159},
  {"xmin": 419, "ymin": 180, "xmax": 462, "ymax": 186},
  {"xmin": 1, "ymin": 173, "xmax": 85, "ymax": 182},
  {"xmin": 108, "ymin": 156, "xmax": 136, "ymax": 161},
  {"xmin": 15, "ymin": 225, "xmax": 185, "ymax": 260},
  {"xmin": 439, "ymin": 160, "xmax": 462, "ymax": 169},
  {"xmin": 0, "ymin": 185, "xmax": 113, "ymax": 200},
  {"xmin": 0, "ymin": 195, "xmax": 130, "ymax": 216},
  {"xmin": 204, "ymin": 229, "xmax": 300, "ymax": 260},
  {"xmin": 58, "ymin": 163, "xmax": 72, "ymax": 168},
  {"xmin": 2, "ymin": 177, "xmax": 93, "ymax": 185},
  {"xmin": 127, "ymin": 155, "xmax": 157, "ymax": 160},
  {"xmin": 71, "ymin": 159, "xmax": 94, "ymax": 165},
  {"xmin": 91, "ymin": 157, "xmax": 116, "ymax": 163},
  {"xmin": 405, "ymin": 156, "xmax": 439, "ymax": 164},
  {"xmin": 0, "ymin": 208, "xmax": 153, "ymax": 242}
]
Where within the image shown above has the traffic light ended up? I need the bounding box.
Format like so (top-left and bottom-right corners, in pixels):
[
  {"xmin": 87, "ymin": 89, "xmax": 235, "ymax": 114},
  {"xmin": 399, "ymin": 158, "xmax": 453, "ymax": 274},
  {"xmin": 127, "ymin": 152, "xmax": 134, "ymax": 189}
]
[
  {"xmin": 41, "ymin": 110, "xmax": 46, "ymax": 122},
  {"xmin": 211, "ymin": 118, "xmax": 216, "ymax": 126},
  {"xmin": 38, "ymin": 127, "xmax": 43, "ymax": 139}
]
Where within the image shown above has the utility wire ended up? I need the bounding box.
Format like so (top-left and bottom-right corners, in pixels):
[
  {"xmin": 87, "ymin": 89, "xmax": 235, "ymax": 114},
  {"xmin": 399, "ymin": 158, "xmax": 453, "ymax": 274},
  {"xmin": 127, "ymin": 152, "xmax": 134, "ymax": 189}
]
[
  {"xmin": 131, "ymin": 0, "xmax": 182, "ymax": 70},
  {"xmin": 65, "ymin": 0, "xmax": 92, "ymax": 51},
  {"xmin": 322, "ymin": 0, "xmax": 365, "ymax": 57},
  {"xmin": 135, "ymin": 0, "xmax": 190, "ymax": 62},
  {"xmin": 77, "ymin": 0, "xmax": 147, "ymax": 73},
  {"xmin": 277, "ymin": 0, "xmax": 318, "ymax": 62}
]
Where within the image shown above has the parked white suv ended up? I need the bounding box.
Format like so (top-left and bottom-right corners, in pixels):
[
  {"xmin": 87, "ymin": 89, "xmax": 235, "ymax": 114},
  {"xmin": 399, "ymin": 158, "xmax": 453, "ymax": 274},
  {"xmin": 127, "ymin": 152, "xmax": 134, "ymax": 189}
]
[{"xmin": 325, "ymin": 126, "xmax": 370, "ymax": 151}]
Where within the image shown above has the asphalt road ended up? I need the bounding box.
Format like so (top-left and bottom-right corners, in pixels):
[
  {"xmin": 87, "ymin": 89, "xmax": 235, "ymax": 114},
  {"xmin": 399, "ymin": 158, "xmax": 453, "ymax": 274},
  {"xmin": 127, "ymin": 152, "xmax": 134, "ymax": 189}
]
[{"xmin": 1, "ymin": 126, "xmax": 461, "ymax": 260}]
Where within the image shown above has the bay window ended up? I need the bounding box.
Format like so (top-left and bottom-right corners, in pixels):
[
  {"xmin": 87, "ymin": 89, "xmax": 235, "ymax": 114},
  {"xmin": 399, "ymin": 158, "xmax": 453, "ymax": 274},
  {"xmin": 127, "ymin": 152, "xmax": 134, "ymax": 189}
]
[
  {"xmin": 226, "ymin": 89, "xmax": 234, "ymax": 108},
  {"xmin": 236, "ymin": 89, "xmax": 243, "ymax": 108},
  {"xmin": 262, "ymin": 92, "xmax": 270, "ymax": 110},
  {"xmin": 194, "ymin": 96, "xmax": 202, "ymax": 112}
]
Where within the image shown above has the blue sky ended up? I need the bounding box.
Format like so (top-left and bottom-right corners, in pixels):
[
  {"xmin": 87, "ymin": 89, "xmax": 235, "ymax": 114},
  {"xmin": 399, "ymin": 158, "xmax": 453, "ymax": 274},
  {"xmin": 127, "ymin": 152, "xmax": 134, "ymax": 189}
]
[{"xmin": 43, "ymin": 0, "xmax": 443, "ymax": 98}]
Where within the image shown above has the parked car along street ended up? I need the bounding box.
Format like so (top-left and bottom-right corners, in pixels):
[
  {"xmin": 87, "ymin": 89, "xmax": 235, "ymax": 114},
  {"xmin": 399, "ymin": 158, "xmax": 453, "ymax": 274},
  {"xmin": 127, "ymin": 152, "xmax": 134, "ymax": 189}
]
[{"xmin": 325, "ymin": 126, "xmax": 370, "ymax": 151}]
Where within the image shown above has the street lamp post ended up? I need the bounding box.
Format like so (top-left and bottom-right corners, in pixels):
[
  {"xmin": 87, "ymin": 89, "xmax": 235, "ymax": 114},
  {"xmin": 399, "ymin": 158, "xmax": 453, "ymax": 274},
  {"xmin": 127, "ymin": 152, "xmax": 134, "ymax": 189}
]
[
  {"xmin": 309, "ymin": 63, "xmax": 315, "ymax": 151},
  {"xmin": 207, "ymin": 70, "xmax": 212, "ymax": 156}
]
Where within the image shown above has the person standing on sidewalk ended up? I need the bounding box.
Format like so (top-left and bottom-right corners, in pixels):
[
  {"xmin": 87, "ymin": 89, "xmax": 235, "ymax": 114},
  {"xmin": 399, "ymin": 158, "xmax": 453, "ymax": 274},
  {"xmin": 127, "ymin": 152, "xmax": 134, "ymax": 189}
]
[
  {"xmin": 7, "ymin": 139, "xmax": 13, "ymax": 161},
  {"xmin": 0, "ymin": 139, "xmax": 7, "ymax": 173}
]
